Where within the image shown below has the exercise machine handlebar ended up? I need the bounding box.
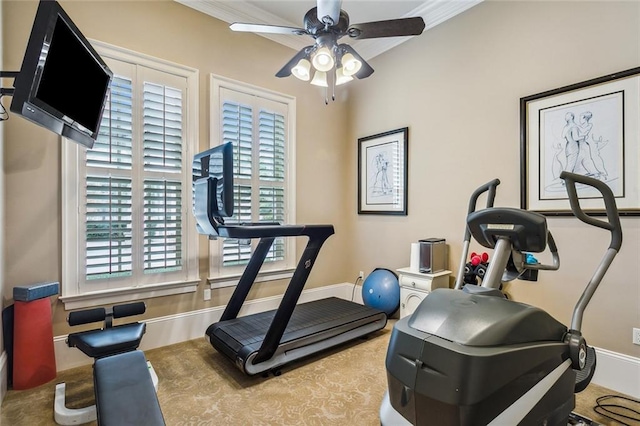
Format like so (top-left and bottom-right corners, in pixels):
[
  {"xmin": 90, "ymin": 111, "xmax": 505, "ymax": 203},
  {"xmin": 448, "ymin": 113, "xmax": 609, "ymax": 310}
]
[
  {"xmin": 522, "ymin": 231, "xmax": 560, "ymax": 271},
  {"xmin": 466, "ymin": 178, "xmax": 501, "ymax": 217},
  {"xmin": 454, "ymin": 178, "xmax": 501, "ymax": 289},
  {"xmin": 560, "ymin": 171, "xmax": 622, "ymax": 251},
  {"xmin": 560, "ymin": 171, "xmax": 622, "ymax": 335}
]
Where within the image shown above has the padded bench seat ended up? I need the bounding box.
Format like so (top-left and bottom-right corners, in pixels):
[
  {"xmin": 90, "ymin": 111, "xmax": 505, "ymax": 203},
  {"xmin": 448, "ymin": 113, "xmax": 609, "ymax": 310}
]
[
  {"xmin": 68, "ymin": 322, "xmax": 146, "ymax": 359},
  {"xmin": 94, "ymin": 350, "xmax": 165, "ymax": 426}
]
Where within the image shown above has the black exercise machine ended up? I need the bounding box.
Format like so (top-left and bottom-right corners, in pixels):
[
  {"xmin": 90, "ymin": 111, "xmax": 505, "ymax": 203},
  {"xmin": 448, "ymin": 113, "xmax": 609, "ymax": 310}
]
[
  {"xmin": 193, "ymin": 143, "xmax": 387, "ymax": 376},
  {"xmin": 54, "ymin": 302, "xmax": 164, "ymax": 426},
  {"xmin": 380, "ymin": 171, "xmax": 621, "ymax": 425}
]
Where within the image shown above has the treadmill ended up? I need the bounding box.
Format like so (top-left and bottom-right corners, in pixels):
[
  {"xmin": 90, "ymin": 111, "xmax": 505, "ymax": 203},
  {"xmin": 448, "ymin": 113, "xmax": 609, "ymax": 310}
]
[{"xmin": 192, "ymin": 143, "xmax": 387, "ymax": 376}]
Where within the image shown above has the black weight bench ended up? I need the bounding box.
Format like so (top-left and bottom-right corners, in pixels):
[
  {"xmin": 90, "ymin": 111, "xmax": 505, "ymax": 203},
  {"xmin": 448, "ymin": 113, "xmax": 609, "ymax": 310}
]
[
  {"xmin": 54, "ymin": 302, "xmax": 164, "ymax": 425},
  {"xmin": 94, "ymin": 350, "xmax": 165, "ymax": 425}
]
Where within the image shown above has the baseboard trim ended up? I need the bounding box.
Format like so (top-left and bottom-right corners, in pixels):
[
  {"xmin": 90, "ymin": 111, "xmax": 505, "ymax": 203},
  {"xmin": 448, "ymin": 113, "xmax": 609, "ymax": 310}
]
[
  {"xmin": 54, "ymin": 283, "xmax": 359, "ymax": 371},
  {"xmin": 51, "ymin": 282, "xmax": 639, "ymax": 399},
  {"xmin": 592, "ymin": 346, "xmax": 640, "ymax": 398},
  {"xmin": 0, "ymin": 351, "xmax": 7, "ymax": 411}
]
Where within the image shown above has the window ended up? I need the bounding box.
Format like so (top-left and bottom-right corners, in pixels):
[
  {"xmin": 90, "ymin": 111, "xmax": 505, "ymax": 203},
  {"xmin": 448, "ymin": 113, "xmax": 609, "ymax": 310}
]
[
  {"xmin": 209, "ymin": 75, "xmax": 296, "ymax": 287},
  {"xmin": 61, "ymin": 42, "xmax": 199, "ymax": 309}
]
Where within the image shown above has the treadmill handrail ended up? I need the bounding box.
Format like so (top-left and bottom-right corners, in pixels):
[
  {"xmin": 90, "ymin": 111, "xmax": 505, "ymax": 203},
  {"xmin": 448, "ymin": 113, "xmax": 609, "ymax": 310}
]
[
  {"xmin": 217, "ymin": 224, "xmax": 334, "ymax": 240},
  {"xmin": 216, "ymin": 223, "xmax": 336, "ymax": 366}
]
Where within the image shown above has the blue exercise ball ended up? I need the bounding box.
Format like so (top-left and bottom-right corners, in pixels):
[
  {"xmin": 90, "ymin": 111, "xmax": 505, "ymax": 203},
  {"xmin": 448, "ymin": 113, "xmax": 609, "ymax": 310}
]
[{"xmin": 362, "ymin": 268, "xmax": 400, "ymax": 316}]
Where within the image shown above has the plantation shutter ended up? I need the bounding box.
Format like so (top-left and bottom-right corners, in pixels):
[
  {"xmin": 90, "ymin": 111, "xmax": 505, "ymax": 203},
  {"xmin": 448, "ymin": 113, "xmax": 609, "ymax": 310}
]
[
  {"xmin": 221, "ymin": 101, "xmax": 253, "ymax": 266},
  {"xmin": 219, "ymin": 101, "xmax": 287, "ymax": 266},
  {"xmin": 142, "ymin": 83, "xmax": 183, "ymax": 273},
  {"xmin": 85, "ymin": 75, "xmax": 134, "ymax": 280},
  {"xmin": 85, "ymin": 176, "xmax": 133, "ymax": 279},
  {"xmin": 258, "ymin": 110, "xmax": 286, "ymax": 262},
  {"xmin": 61, "ymin": 42, "xmax": 199, "ymax": 305},
  {"xmin": 83, "ymin": 76, "xmax": 185, "ymax": 282}
]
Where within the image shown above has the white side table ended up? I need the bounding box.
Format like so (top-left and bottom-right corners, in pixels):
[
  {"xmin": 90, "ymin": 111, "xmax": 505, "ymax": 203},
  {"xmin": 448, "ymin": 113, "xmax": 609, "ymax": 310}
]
[{"xmin": 397, "ymin": 268, "xmax": 451, "ymax": 318}]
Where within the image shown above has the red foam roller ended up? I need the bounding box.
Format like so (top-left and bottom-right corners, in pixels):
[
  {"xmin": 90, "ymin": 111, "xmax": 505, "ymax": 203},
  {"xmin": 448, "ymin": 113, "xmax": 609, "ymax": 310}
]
[{"xmin": 13, "ymin": 298, "xmax": 56, "ymax": 390}]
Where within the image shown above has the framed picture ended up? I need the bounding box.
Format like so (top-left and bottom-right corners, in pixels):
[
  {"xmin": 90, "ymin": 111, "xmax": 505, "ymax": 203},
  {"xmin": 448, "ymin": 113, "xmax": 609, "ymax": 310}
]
[
  {"xmin": 520, "ymin": 66, "xmax": 640, "ymax": 216},
  {"xmin": 358, "ymin": 127, "xmax": 408, "ymax": 215}
]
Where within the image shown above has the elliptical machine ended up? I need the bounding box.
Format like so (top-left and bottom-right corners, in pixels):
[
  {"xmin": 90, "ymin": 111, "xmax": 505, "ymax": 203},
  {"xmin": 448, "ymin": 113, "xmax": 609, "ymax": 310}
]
[{"xmin": 380, "ymin": 171, "xmax": 622, "ymax": 425}]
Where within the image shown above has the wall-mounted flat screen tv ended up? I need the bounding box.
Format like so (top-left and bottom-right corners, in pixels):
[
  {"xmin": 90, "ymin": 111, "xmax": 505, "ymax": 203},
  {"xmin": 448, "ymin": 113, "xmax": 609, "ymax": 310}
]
[{"xmin": 10, "ymin": 0, "xmax": 113, "ymax": 149}]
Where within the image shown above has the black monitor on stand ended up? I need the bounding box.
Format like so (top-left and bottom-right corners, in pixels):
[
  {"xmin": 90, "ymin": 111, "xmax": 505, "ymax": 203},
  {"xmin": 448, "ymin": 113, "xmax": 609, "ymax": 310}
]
[{"xmin": 192, "ymin": 142, "xmax": 234, "ymax": 236}]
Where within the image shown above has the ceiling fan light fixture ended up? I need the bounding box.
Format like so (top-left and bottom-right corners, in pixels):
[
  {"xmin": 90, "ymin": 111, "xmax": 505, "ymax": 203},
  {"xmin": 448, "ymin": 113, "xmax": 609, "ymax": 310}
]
[
  {"xmin": 335, "ymin": 68, "xmax": 353, "ymax": 86},
  {"xmin": 312, "ymin": 47, "xmax": 335, "ymax": 72},
  {"xmin": 310, "ymin": 70, "xmax": 328, "ymax": 87},
  {"xmin": 228, "ymin": 0, "xmax": 426, "ymax": 102},
  {"xmin": 341, "ymin": 53, "xmax": 361, "ymax": 76},
  {"xmin": 291, "ymin": 59, "xmax": 312, "ymax": 81}
]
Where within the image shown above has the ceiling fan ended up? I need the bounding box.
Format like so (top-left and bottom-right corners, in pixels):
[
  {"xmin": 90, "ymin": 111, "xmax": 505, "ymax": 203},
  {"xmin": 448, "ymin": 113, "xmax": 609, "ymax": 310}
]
[{"xmin": 229, "ymin": 0, "xmax": 426, "ymax": 102}]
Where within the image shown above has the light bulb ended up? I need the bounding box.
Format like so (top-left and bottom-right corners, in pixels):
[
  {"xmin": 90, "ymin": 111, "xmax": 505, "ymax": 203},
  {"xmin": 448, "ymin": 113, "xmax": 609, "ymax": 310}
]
[
  {"xmin": 341, "ymin": 53, "xmax": 362, "ymax": 76},
  {"xmin": 291, "ymin": 59, "xmax": 311, "ymax": 81},
  {"xmin": 310, "ymin": 71, "xmax": 328, "ymax": 87},
  {"xmin": 312, "ymin": 47, "xmax": 335, "ymax": 72},
  {"xmin": 335, "ymin": 67, "xmax": 353, "ymax": 86}
]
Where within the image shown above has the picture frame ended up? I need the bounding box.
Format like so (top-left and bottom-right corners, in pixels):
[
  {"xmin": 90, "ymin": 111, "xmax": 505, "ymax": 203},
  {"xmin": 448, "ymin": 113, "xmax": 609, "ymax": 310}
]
[
  {"xmin": 520, "ymin": 66, "xmax": 640, "ymax": 216},
  {"xmin": 358, "ymin": 127, "xmax": 408, "ymax": 215}
]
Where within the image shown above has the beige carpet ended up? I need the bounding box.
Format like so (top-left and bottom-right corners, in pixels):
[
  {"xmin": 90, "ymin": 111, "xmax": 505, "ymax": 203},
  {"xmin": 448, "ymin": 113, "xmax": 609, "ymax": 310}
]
[{"xmin": 1, "ymin": 320, "xmax": 637, "ymax": 425}]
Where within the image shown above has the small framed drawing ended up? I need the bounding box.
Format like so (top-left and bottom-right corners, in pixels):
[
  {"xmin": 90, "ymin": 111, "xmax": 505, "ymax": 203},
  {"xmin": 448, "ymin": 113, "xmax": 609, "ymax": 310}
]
[
  {"xmin": 358, "ymin": 127, "xmax": 408, "ymax": 215},
  {"xmin": 520, "ymin": 66, "xmax": 640, "ymax": 215}
]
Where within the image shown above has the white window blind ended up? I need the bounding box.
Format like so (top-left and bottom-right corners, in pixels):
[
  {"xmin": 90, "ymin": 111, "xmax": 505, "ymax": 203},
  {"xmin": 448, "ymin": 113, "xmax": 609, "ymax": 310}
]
[
  {"xmin": 85, "ymin": 74, "xmax": 134, "ymax": 281},
  {"xmin": 142, "ymin": 83, "xmax": 183, "ymax": 274},
  {"xmin": 209, "ymin": 76, "xmax": 296, "ymax": 286},
  {"xmin": 62, "ymin": 42, "xmax": 199, "ymax": 309}
]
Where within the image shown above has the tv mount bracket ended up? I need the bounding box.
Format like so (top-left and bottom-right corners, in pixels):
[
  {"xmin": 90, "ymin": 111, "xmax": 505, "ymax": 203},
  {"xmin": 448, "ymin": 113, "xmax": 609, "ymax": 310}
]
[{"xmin": 0, "ymin": 71, "xmax": 18, "ymax": 96}]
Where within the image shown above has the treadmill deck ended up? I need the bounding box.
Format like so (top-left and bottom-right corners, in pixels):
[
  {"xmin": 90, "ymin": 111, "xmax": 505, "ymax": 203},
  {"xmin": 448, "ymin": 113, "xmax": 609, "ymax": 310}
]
[{"xmin": 207, "ymin": 297, "xmax": 387, "ymax": 375}]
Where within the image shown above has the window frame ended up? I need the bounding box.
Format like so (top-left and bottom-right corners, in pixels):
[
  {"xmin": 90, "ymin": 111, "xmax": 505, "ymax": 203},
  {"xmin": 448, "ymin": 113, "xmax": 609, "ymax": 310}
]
[
  {"xmin": 208, "ymin": 74, "xmax": 297, "ymax": 288},
  {"xmin": 61, "ymin": 41, "xmax": 199, "ymax": 310}
]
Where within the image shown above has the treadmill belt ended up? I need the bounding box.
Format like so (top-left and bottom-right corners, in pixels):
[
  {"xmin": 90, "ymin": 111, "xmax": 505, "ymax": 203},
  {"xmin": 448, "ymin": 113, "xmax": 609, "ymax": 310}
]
[{"xmin": 215, "ymin": 297, "xmax": 382, "ymax": 347}]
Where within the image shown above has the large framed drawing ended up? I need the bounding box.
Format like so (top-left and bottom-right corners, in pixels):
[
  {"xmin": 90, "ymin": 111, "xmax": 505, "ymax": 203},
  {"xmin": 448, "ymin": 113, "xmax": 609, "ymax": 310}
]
[
  {"xmin": 520, "ymin": 66, "xmax": 640, "ymax": 216},
  {"xmin": 358, "ymin": 127, "xmax": 408, "ymax": 215}
]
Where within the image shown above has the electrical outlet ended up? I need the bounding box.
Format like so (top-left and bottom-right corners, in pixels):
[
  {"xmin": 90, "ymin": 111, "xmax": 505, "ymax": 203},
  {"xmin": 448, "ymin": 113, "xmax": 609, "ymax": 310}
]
[
  {"xmin": 359, "ymin": 271, "xmax": 364, "ymax": 279},
  {"xmin": 204, "ymin": 288, "xmax": 211, "ymax": 301},
  {"xmin": 633, "ymin": 328, "xmax": 640, "ymax": 345}
]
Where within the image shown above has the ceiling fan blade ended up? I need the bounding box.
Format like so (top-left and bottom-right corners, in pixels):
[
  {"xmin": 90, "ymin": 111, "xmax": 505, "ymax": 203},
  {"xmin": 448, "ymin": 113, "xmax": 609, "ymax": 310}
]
[
  {"xmin": 230, "ymin": 22, "xmax": 307, "ymax": 36},
  {"xmin": 276, "ymin": 46, "xmax": 314, "ymax": 78},
  {"xmin": 340, "ymin": 44, "xmax": 374, "ymax": 79},
  {"xmin": 316, "ymin": 0, "xmax": 342, "ymax": 25},
  {"xmin": 347, "ymin": 17, "xmax": 425, "ymax": 40}
]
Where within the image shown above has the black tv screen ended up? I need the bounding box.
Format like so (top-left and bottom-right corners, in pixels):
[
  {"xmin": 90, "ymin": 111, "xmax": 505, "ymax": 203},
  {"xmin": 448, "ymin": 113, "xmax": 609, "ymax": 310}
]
[{"xmin": 10, "ymin": 0, "xmax": 112, "ymax": 149}]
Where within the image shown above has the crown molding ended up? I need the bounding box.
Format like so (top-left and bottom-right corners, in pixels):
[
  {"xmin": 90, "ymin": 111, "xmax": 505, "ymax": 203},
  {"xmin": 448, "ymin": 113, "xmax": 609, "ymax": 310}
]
[
  {"xmin": 176, "ymin": 0, "xmax": 307, "ymax": 52},
  {"xmin": 175, "ymin": 0, "xmax": 483, "ymax": 60},
  {"xmin": 351, "ymin": 0, "xmax": 483, "ymax": 59}
]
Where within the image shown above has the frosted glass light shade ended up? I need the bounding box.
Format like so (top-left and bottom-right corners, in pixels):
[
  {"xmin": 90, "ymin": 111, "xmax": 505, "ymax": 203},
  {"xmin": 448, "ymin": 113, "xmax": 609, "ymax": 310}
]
[
  {"xmin": 335, "ymin": 68, "xmax": 353, "ymax": 86},
  {"xmin": 291, "ymin": 59, "xmax": 311, "ymax": 81},
  {"xmin": 312, "ymin": 47, "xmax": 335, "ymax": 72},
  {"xmin": 310, "ymin": 71, "xmax": 328, "ymax": 87},
  {"xmin": 341, "ymin": 53, "xmax": 362, "ymax": 76}
]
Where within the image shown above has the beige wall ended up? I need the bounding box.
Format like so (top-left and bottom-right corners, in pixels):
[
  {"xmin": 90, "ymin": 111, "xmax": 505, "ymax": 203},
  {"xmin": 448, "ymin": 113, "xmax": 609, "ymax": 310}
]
[
  {"xmin": 347, "ymin": 0, "xmax": 640, "ymax": 358},
  {"xmin": 2, "ymin": 0, "xmax": 351, "ymax": 336},
  {"xmin": 0, "ymin": 0, "xmax": 5, "ymax": 354},
  {"xmin": 2, "ymin": 0, "xmax": 639, "ymax": 362}
]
